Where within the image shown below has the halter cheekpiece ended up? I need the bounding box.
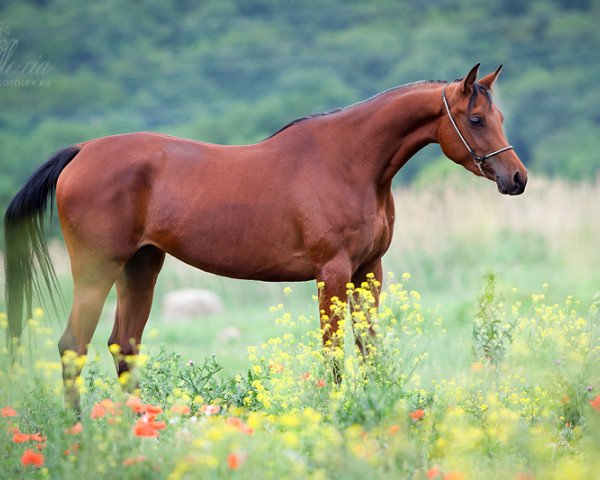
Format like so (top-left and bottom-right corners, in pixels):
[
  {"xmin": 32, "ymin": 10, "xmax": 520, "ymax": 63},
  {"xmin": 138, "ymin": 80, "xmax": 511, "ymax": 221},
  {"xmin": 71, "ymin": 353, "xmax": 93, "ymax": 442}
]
[{"xmin": 442, "ymin": 85, "xmax": 513, "ymax": 173}]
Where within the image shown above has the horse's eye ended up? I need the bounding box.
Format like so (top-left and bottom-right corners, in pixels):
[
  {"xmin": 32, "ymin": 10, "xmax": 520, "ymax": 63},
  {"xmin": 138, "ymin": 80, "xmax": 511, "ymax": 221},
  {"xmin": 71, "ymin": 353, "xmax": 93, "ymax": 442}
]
[{"xmin": 469, "ymin": 116, "xmax": 484, "ymax": 127}]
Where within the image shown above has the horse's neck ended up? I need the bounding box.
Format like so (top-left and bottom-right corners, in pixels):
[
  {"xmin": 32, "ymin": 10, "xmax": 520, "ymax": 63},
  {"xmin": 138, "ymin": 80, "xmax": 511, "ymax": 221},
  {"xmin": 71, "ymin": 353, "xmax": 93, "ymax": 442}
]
[{"xmin": 322, "ymin": 84, "xmax": 444, "ymax": 189}]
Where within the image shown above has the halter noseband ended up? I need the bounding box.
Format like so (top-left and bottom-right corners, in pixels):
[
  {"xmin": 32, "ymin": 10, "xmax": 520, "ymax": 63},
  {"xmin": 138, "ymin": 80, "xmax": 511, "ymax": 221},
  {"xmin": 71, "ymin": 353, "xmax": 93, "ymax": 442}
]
[{"xmin": 442, "ymin": 85, "xmax": 513, "ymax": 175}]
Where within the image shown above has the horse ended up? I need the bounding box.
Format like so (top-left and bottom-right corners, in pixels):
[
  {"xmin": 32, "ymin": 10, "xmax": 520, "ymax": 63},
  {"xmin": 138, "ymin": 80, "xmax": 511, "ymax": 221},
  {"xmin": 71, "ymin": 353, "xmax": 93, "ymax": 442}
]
[{"xmin": 3, "ymin": 64, "xmax": 527, "ymax": 411}]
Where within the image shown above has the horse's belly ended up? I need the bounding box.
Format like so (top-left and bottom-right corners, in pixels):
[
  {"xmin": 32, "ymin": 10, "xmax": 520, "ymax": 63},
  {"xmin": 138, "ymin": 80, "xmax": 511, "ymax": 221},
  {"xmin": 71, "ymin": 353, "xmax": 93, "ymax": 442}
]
[
  {"xmin": 169, "ymin": 243, "xmax": 314, "ymax": 282},
  {"xmin": 155, "ymin": 205, "xmax": 314, "ymax": 282}
]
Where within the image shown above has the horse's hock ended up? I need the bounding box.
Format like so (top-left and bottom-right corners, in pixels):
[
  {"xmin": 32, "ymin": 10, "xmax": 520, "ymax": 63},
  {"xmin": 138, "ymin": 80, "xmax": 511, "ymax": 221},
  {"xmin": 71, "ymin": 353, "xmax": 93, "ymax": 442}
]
[{"xmin": 162, "ymin": 288, "xmax": 225, "ymax": 322}]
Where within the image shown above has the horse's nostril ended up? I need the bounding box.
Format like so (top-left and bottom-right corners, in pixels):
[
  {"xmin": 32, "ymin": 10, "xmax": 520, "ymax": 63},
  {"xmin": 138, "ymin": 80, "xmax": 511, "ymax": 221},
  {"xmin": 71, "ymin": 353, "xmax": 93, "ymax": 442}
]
[{"xmin": 513, "ymin": 171, "xmax": 522, "ymax": 186}]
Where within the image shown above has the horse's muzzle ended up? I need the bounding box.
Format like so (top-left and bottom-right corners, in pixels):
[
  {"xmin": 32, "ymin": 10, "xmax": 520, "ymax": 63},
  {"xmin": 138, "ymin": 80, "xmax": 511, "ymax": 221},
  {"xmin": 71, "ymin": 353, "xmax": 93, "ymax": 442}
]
[{"xmin": 497, "ymin": 170, "xmax": 527, "ymax": 196}]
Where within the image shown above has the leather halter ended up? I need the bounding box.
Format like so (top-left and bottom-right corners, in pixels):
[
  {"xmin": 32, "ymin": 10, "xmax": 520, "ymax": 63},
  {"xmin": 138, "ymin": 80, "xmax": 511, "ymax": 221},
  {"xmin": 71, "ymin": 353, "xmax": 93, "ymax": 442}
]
[{"xmin": 442, "ymin": 85, "xmax": 513, "ymax": 175}]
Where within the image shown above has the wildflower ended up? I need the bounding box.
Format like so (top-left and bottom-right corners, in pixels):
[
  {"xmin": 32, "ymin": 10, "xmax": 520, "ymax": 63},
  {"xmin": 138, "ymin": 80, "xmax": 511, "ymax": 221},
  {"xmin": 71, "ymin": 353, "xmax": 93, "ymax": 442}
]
[
  {"xmin": 409, "ymin": 409, "xmax": 425, "ymax": 422},
  {"xmin": 515, "ymin": 473, "xmax": 534, "ymax": 480},
  {"xmin": 170, "ymin": 404, "xmax": 191, "ymax": 415},
  {"xmin": 427, "ymin": 467, "xmax": 441, "ymax": 479},
  {"xmin": 187, "ymin": 360, "xmax": 194, "ymax": 367},
  {"xmin": 269, "ymin": 362, "xmax": 284, "ymax": 373},
  {"xmin": 470, "ymin": 362, "xmax": 484, "ymax": 373},
  {"xmin": 227, "ymin": 417, "xmax": 254, "ymax": 435},
  {"xmin": 443, "ymin": 473, "xmax": 463, "ymax": 480},
  {"xmin": 64, "ymin": 442, "xmax": 80, "ymax": 456},
  {"xmin": 1, "ymin": 406, "xmax": 17, "ymax": 417},
  {"xmin": 90, "ymin": 403, "xmax": 107, "ymax": 419},
  {"xmin": 301, "ymin": 372, "xmax": 311, "ymax": 381},
  {"xmin": 123, "ymin": 455, "xmax": 146, "ymax": 466},
  {"xmin": 586, "ymin": 386, "xmax": 593, "ymax": 392},
  {"xmin": 316, "ymin": 379, "xmax": 326, "ymax": 388},
  {"xmin": 145, "ymin": 404, "xmax": 163, "ymax": 415},
  {"xmin": 133, "ymin": 419, "xmax": 159, "ymax": 438},
  {"xmin": 30, "ymin": 433, "xmax": 46, "ymax": 449},
  {"xmin": 13, "ymin": 432, "xmax": 30, "ymax": 443},
  {"xmin": 149, "ymin": 419, "xmax": 167, "ymax": 430},
  {"xmin": 91, "ymin": 399, "xmax": 119, "ymax": 419},
  {"xmin": 200, "ymin": 404, "xmax": 220, "ymax": 416},
  {"xmin": 388, "ymin": 425, "xmax": 400, "ymax": 435},
  {"xmin": 126, "ymin": 396, "xmax": 145, "ymax": 414},
  {"xmin": 227, "ymin": 452, "xmax": 247, "ymax": 471},
  {"xmin": 590, "ymin": 395, "xmax": 600, "ymax": 412},
  {"xmin": 21, "ymin": 449, "xmax": 44, "ymax": 467},
  {"xmin": 65, "ymin": 422, "xmax": 83, "ymax": 435}
]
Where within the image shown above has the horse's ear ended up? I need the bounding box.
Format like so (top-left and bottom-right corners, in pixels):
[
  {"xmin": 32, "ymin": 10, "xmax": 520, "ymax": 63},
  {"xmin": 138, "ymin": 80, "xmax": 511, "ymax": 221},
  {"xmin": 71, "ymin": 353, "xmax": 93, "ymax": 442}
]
[
  {"xmin": 461, "ymin": 63, "xmax": 480, "ymax": 93},
  {"xmin": 479, "ymin": 64, "xmax": 503, "ymax": 90}
]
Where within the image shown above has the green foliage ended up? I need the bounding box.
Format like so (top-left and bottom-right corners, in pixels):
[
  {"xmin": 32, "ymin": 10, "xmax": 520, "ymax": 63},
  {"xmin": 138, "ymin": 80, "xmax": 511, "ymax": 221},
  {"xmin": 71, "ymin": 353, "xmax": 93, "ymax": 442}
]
[
  {"xmin": 1, "ymin": 278, "xmax": 600, "ymax": 479},
  {"xmin": 139, "ymin": 346, "xmax": 270, "ymax": 410},
  {"xmin": 472, "ymin": 273, "xmax": 515, "ymax": 366}
]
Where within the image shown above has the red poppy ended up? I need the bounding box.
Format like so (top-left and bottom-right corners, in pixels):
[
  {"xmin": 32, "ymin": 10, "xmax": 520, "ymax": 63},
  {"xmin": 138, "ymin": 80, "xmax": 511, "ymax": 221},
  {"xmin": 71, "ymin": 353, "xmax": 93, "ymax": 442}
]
[
  {"xmin": 145, "ymin": 404, "xmax": 163, "ymax": 415},
  {"xmin": 64, "ymin": 442, "xmax": 80, "ymax": 456},
  {"xmin": 427, "ymin": 467, "xmax": 441, "ymax": 479},
  {"xmin": 409, "ymin": 409, "xmax": 425, "ymax": 422},
  {"xmin": 227, "ymin": 417, "xmax": 254, "ymax": 435},
  {"xmin": 13, "ymin": 432, "xmax": 30, "ymax": 443},
  {"xmin": 133, "ymin": 420, "xmax": 159, "ymax": 438},
  {"xmin": 123, "ymin": 455, "xmax": 146, "ymax": 466},
  {"xmin": 91, "ymin": 399, "xmax": 120, "ymax": 418},
  {"xmin": 90, "ymin": 403, "xmax": 107, "ymax": 419},
  {"xmin": 301, "ymin": 372, "xmax": 311, "ymax": 381},
  {"xmin": 148, "ymin": 419, "xmax": 166, "ymax": 431},
  {"xmin": 388, "ymin": 425, "xmax": 400, "ymax": 435},
  {"xmin": 515, "ymin": 473, "xmax": 535, "ymax": 480},
  {"xmin": 29, "ymin": 433, "xmax": 46, "ymax": 443},
  {"xmin": 21, "ymin": 449, "xmax": 44, "ymax": 467},
  {"xmin": 590, "ymin": 395, "xmax": 600, "ymax": 412},
  {"xmin": 443, "ymin": 472, "xmax": 464, "ymax": 480},
  {"xmin": 316, "ymin": 379, "xmax": 326, "ymax": 388},
  {"xmin": 200, "ymin": 404, "xmax": 220, "ymax": 415},
  {"xmin": 126, "ymin": 396, "xmax": 146, "ymax": 414},
  {"xmin": 170, "ymin": 404, "xmax": 191, "ymax": 415},
  {"xmin": 65, "ymin": 422, "xmax": 83, "ymax": 435},
  {"xmin": 227, "ymin": 452, "xmax": 247, "ymax": 470},
  {"xmin": 1, "ymin": 406, "xmax": 17, "ymax": 417}
]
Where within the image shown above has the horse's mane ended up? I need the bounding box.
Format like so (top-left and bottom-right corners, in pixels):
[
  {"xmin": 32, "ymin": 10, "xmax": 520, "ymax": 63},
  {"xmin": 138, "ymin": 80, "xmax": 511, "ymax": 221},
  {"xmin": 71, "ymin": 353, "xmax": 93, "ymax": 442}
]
[
  {"xmin": 267, "ymin": 78, "xmax": 492, "ymax": 139},
  {"xmin": 266, "ymin": 80, "xmax": 448, "ymax": 139}
]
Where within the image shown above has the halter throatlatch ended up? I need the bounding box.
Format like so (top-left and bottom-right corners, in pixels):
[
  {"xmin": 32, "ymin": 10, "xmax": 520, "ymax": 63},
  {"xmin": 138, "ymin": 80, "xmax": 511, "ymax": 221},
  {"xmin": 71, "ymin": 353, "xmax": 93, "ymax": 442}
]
[{"xmin": 442, "ymin": 85, "xmax": 513, "ymax": 176}]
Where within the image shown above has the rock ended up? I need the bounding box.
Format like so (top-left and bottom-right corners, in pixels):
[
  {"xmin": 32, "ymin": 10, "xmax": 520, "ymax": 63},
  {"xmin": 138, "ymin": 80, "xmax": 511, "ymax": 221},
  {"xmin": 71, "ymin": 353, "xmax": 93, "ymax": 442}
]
[{"xmin": 162, "ymin": 289, "xmax": 224, "ymax": 322}]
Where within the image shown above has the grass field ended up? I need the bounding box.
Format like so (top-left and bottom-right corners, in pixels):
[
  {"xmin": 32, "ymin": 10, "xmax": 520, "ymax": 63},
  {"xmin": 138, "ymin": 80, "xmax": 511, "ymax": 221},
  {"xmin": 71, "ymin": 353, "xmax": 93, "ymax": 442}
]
[{"xmin": 1, "ymin": 175, "xmax": 600, "ymax": 478}]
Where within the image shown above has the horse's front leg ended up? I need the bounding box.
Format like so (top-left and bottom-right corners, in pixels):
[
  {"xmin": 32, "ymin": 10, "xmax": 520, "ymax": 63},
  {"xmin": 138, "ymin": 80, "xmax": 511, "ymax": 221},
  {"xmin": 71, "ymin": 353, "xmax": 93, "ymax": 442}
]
[
  {"xmin": 316, "ymin": 257, "xmax": 352, "ymax": 383},
  {"xmin": 351, "ymin": 258, "xmax": 383, "ymax": 356}
]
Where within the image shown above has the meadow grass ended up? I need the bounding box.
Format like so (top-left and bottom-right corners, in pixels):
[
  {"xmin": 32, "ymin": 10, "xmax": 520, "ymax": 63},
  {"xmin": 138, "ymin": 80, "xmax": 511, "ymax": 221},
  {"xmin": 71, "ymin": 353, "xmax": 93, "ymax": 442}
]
[
  {"xmin": 0, "ymin": 275, "xmax": 599, "ymax": 479},
  {"xmin": 1, "ymin": 176, "xmax": 600, "ymax": 478}
]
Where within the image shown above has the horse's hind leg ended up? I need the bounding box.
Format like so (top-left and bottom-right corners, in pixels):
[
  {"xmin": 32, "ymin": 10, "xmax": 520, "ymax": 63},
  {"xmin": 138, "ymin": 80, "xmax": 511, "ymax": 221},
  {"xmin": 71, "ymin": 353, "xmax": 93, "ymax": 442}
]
[
  {"xmin": 108, "ymin": 245, "xmax": 165, "ymax": 389},
  {"xmin": 58, "ymin": 256, "xmax": 122, "ymax": 413}
]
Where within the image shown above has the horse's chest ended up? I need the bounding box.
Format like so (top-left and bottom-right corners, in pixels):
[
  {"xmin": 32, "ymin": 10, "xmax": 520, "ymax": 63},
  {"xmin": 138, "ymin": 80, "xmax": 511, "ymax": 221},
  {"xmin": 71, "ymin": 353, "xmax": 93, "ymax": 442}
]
[{"xmin": 352, "ymin": 207, "xmax": 394, "ymax": 262}]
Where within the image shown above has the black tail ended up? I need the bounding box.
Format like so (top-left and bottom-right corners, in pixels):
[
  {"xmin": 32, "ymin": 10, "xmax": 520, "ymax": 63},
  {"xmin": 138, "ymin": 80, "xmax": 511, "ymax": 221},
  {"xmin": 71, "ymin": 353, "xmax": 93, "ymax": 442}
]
[{"xmin": 4, "ymin": 145, "xmax": 80, "ymax": 349}]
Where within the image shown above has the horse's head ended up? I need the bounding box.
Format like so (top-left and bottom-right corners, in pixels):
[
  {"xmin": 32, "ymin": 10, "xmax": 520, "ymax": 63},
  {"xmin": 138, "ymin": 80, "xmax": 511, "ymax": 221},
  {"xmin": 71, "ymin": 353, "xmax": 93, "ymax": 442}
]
[{"xmin": 438, "ymin": 64, "xmax": 527, "ymax": 195}]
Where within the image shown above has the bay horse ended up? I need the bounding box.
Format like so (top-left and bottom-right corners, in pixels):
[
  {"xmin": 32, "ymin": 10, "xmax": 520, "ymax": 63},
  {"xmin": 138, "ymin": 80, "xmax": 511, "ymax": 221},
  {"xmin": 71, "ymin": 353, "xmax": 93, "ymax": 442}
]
[{"xmin": 4, "ymin": 64, "xmax": 526, "ymax": 410}]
